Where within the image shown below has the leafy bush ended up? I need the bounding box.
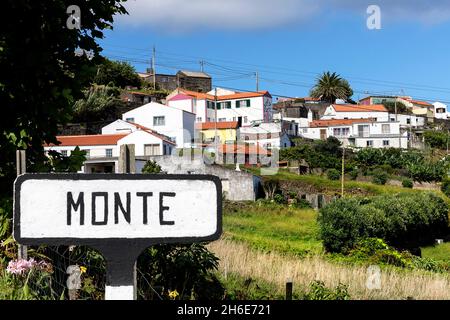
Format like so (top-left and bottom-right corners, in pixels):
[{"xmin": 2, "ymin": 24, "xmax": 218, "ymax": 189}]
[
  {"xmin": 137, "ymin": 243, "xmax": 224, "ymax": 300},
  {"xmin": 349, "ymin": 168, "xmax": 358, "ymax": 180},
  {"xmin": 273, "ymin": 194, "xmax": 286, "ymax": 204},
  {"xmin": 371, "ymin": 169, "xmax": 388, "ymax": 185},
  {"xmin": 327, "ymin": 169, "xmax": 341, "ymax": 181},
  {"xmin": 441, "ymin": 177, "xmax": 450, "ymax": 198},
  {"xmin": 302, "ymin": 281, "xmax": 350, "ymax": 300},
  {"xmin": 402, "ymin": 178, "xmax": 413, "ymax": 188},
  {"xmin": 318, "ymin": 193, "xmax": 449, "ymax": 253},
  {"xmin": 142, "ymin": 160, "xmax": 162, "ymax": 174},
  {"xmin": 424, "ymin": 130, "xmax": 449, "ymax": 149}
]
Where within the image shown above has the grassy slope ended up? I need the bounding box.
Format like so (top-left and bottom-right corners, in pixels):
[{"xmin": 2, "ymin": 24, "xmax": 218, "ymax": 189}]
[
  {"xmin": 223, "ymin": 202, "xmax": 321, "ymax": 256},
  {"xmin": 422, "ymin": 243, "xmax": 450, "ymax": 262}
]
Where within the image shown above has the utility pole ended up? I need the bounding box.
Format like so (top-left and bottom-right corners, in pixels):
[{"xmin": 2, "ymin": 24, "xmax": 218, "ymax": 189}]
[
  {"xmin": 152, "ymin": 45, "xmax": 156, "ymax": 90},
  {"xmin": 341, "ymin": 147, "xmax": 345, "ymax": 197},
  {"xmin": 395, "ymin": 99, "xmax": 401, "ymax": 148},
  {"xmin": 214, "ymin": 87, "xmax": 218, "ymax": 163},
  {"xmin": 200, "ymin": 60, "xmax": 205, "ymax": 72},
  {"xmin": 255, "ymin": 71, "xmax": 259, "ymax": 92}
]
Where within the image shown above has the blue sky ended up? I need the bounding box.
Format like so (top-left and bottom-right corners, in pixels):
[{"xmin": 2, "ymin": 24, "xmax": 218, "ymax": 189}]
[{"xmin": 98, "ymin": 0, "xmax": 450, "ymax": 103}]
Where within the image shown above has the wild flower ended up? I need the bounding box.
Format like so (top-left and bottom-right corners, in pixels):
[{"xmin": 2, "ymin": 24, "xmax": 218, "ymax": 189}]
[
  {"xmin": 6, "ymin": 258, "xmax": 53, "ymax": 275},
  {"xmin": 6, "ymin": 258, "xmax": 37, "ymax": 275},
  {"xmin": 168, "ymin": 289, "xmax": 179, "ymax": 300}
]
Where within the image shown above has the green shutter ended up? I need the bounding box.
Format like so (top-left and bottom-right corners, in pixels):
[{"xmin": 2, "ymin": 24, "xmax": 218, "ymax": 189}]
[
  {"xmin": 236, "ymin": 100, "xmax": 240, "ymax": 108},
  {"xmin": 227, "ymin": 101, "xmax": 231, "ymax": 109},
  {"xmin": 246, "ymin": 99, "xmax": 251, "ymax": 107}
]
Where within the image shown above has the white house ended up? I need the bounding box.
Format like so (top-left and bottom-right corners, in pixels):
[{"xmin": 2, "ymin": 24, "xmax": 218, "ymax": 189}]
[
  {"xmin": 44, "ymin": 130, "xmax": 176, "ymax": 173},
  {"xmin": 239, "ymin": 122, "xmax": 292, "ymax": 150},
  {"xmin": 433, "ymin": 102, "xmax": 449, "ymax": 120},
  {"xmin": 121, "ymin": 102, "xmax": 195, "ymax": 148},
  {"xmin": 166, "ymin": 87, "xmax": 273, "ymax": 126},
  {"xmin": 300, "ymin": 119, "xmax": 408, "ymax": 149},
  {"xmin": 321, "ymin": 104, "xmax": 390, "ymax": 121}
]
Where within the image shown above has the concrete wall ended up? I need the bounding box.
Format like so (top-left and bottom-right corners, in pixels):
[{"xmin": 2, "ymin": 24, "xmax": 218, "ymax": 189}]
[{"xmin": 139, "ymin": 155, "xmax": 259, "ymax": 201}]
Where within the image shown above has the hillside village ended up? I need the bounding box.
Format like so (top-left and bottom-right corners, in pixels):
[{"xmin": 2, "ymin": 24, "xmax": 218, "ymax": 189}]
[
  {"xmin": 46, "ymin": 68, "xmax": 450, "ymax": 175},
  {"xmin": 2, "ymin": 2, "xmax": 450, "ymax": 302}
]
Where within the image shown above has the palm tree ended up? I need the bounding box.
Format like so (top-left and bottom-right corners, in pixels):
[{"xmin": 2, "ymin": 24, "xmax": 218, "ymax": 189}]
[{"xmin": 310, "ymin": 71, "xmax": 353, "ymax": 103}]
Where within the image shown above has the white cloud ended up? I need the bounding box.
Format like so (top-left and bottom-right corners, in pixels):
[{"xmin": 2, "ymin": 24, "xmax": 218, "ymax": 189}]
[
  {"xmin": 117, "ymin": 0, "xmax": 319, "ymax": 31},
  {"xmin": 116, "ymin": 0, "xmax": 450, "ymax": 32}
]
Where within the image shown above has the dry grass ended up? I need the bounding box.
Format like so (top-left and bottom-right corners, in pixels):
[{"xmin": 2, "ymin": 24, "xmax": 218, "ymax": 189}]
[{"xmin": 208, "ymin": 239, "xmax": 450, "ymax": 300}]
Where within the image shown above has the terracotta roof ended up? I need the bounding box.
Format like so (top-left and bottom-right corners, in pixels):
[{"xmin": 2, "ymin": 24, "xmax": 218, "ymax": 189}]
[
  {"xmin": 332, "ymin": 104, "xmax": 387, "ymax": 112},
  {"xmin": 410, "ymin": 100, "xmax": 433, "ymax": 107},
  {"xmin": 195, "ymin": 121, "xmax": 239, "ymax": 130},
  {"xmin": 175, "ymin": 88, "xmax": 271, "ymax": 101},
  {"xmin": 218, "ymin": 144, "xmax": 271, "ymax": 156},
  {"xmin": 310, "ymin": 118, "xmax": 375, "ymax": 128},
  {"xmin": 47, "ymin": 134, "xmax": 128, "ymax": 146}
]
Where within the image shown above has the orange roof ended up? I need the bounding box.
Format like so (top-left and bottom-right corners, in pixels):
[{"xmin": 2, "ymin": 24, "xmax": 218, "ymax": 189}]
[
  {"xmin": 195, "ymin": 121, "xmax": 239, "ymax": 130},
  {"xmin": 218, "ymin": 144, "xmax": 271, "ymax": 156},
  {"xmin": 47, "ymin": 134, "xmax": 128, "ymax": 146},
  {"xmin": 410, "ymin": 100, "xmax": 432, "ymax": 107},
  {"xmin": 310, "ymin": 118, "xmax": 375, "ymax": 128},
  {"xmin": 177, "ymin": 88, "xmax": 271, "ymax": 101},
  {"xmin": 332, "ymin": 104, "xmax": 387, "ymax": 112}
]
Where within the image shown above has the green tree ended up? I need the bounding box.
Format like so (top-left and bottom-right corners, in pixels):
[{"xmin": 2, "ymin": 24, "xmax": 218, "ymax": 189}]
[
  {"xmin": 72, "ymin": 84, "xmax": 124, "ymax": 122},
  {"xmin": 94, "ymin": 58, "xmax": 142, "ymax": 88},
  {"xmin": 0, "ymin": 1, "xmax": 127, "ymax": 198},
  {"xmin": 142, "ymin": 160, "xmax": 162, "ymax": 174},
  {"xmin": 310, "ymin": 72, "xmax": 354, "ymax": 103}
]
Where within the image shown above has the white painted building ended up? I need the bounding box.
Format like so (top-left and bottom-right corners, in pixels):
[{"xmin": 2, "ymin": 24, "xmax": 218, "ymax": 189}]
[
  {"xmin": 433, "ymin": 102, "xmax": 449, "ymax": 120},
  {"xmin": 389, "ymin": 114, "xmax": 426, "ymax": 128},
  {"xmin": 120, "ymin": 102, "xmax": 195, "ymax": 148},
  {"xmin": 166, "ymin": 88, "xmax": 273, "ymax": 126},
  {"xmin": 321, "ymin": 104, "xmax": 390, "ymax": 121},
  {"xmin": 239, "ymin": 122, "xmax": 292, "ymax": 150},
  {"xmin": 300, "ymin": 119, "xmax": 408, "ymax": 149},
  {"xmin": 44, "ymin": 130, "xmax": 176, "ymax": 173}
]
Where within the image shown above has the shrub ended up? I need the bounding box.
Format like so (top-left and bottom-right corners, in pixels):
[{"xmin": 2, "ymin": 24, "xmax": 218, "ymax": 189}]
[
  {"xmin": 441, "ymin": 177, "xmax": 450, "ymax": 198},
  {"xmin": 424, "ymin": 130, "xmax": 449, "ymax": 149},
  {"xmin": 327, "ymin": 169, "xmax": 341, "ymax": 181},
  {"xmin": 349, "ymin": 168, "xmax": 359, "ymax": 180},
  {"xmin": 371, "ymin": 169, "xmax": 388, "ymax": 185},
  {"xmin": 302, "ymin": 281, "xmax": 350, "ymax": 300},
  {"xmin": 318, "ymin": 193, "xmax": 449, "ymax": 253},
  {"xmin": 142, "ymin": 160, "xmax": 162, "ymax": 174},
  {"xmin": 402, "ymin": 178, "xmax": 413, "ymax": 189},
  {"xmin": 273, "ymin": 194, "xmax": 286, "ymax": 204}
]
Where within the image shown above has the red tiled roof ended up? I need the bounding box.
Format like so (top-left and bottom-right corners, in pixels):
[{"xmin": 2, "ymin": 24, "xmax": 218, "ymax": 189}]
[
  {"xmin": 175, "ymin": 88, "xmax": 271, "ymax": 101},
  {"xmin": 310, "ymin": 118, "xmax": 375, "ymax": 128},
  {"xmin": 195, "ymin": 121, "xmax": 239, "ymax": 130},
  {"xmin": 218, "ymin": 144, "xmax": 271, "ymax": 156},
  {"xmin": 410, "ymin": 100, "xmax": 433, "ymax": 107},
  {"xmin": 332, "ymin": 104, "xmax": 387, "ymax": 112},
  {"xmin": 47, "ymin": 134, "xmax": 128, "ymax": 146}
]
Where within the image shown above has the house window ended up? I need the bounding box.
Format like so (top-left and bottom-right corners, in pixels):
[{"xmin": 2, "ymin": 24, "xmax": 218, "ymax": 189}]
[
  {"xmin": 390, "ymin": 117, "xmax": 395, "ymax": 122},
  {"xmin": 207, "ymin": 117, "xmax": 211, "ymax": 122},
  {"xmin": 153, "ymin": 116, "xmax": 165, "ymax": 126},
  {"xmin": 236, "ymin": 100, "xmax": 250, "ymax": 108},
  {"xmin": 105, "ymin": 148, "xmax": 112, "ymax": 157},
  {"xmin": 196, "ymin": 117, "xmax": 202, "ymax": 122},
  {"xmin": 406, "ymin": 118, "xmax": 411, "ymax": 124},
  {"xmin": 302, "ymin": 128, "xmax": 308, "ymax": 133},
  {"xmin": 126, "ymin": 117, "xmax": 134, "ymax": 123},
  {"xmin": 358, "ymin": 125, "xmax": 370, "ymax": 137},
  {"xmin": 232, "ymin": 117, "xmax": 236, "ymax": 121},
  {"xmin": 383, "ymin": 140, "xmax": 390, "ymax": 146},
  {"xmin": 244, "ymin": 116, "xmax": 248, "ymax": 123},
  {"xmin": 366, "ymin": 140, "xmax": 373, "ymax": 147},
  {"xmin": 218, "ymin": 118, "xmax": 226, "ymax": 122},
  {"xmin": 61, "ymin": 150, "xmax": 68, "ymax": 157},
  {"xmin": 382, "ymin": 124, "xmax": 390, "ymax": 134},
  {"xmin": 333, "ymin": 127, "xmax": 349, "ymax": 137},
  {"xmin": 219, "ymin": 101, "xmax": 231, "ymax": 109},
  {"xmin": 144, "ymin": 144, "xmax": 160, "ymax": 156},
  {"xmin": 85, "ymin": 149, "xmax": 90, "ymax": 158}
]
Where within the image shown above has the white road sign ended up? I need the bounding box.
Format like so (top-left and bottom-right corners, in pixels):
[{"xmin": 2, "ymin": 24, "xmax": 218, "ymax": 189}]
[{"xmin": 13, "ymin": 174, "xmax": 222, "ymax": 245}]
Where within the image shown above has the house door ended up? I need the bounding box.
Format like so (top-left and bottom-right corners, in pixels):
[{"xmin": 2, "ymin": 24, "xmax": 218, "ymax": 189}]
[{"xmin": 320, "ymin": 129, "xmax": 327, "ymax": 140}]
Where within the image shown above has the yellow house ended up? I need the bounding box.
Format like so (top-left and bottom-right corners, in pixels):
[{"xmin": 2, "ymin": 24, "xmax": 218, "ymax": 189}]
[{"xmin": 196, "ymin": 121, "xmax": 239, "ymax": 144}]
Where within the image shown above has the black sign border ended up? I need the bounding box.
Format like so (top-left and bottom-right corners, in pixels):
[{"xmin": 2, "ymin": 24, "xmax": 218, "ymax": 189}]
[{"xmin": 13, "ymin": 173, "xmax": 222, "ymax": 246}]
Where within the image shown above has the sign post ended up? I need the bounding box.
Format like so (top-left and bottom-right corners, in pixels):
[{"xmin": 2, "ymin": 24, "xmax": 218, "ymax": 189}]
[{"xmin": 13, "ymin": 173, "xmax": 222, "ymax": 300}]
